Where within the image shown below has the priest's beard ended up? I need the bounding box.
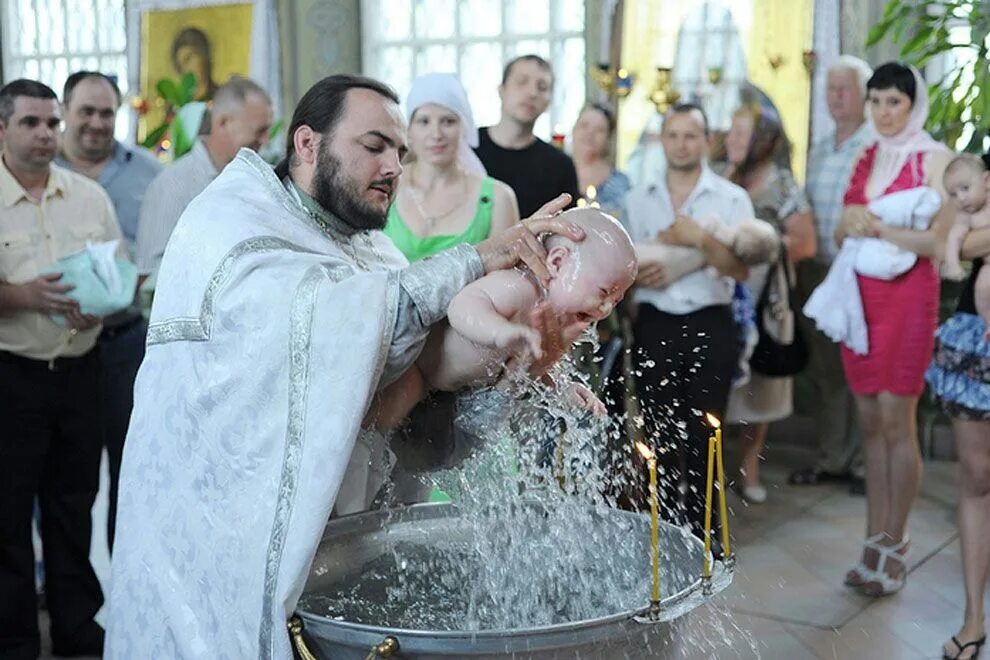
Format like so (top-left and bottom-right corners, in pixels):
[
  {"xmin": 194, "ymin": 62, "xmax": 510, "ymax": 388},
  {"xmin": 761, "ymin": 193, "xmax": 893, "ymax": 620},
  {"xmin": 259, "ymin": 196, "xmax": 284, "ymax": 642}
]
[{"xmin": 313, "ymin": 144, "xmax": 392, "ymax": 231}]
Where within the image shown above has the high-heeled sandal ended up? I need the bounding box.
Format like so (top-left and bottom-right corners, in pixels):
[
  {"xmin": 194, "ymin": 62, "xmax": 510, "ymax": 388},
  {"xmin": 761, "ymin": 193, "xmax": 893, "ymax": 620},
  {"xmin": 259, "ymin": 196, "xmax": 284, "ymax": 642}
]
[
  {"xmin": 844, "ymin": 533, "xmax": 885, "ymax": 587},
  {"xmin": 943, "ymin": 634, "xmax": 986, "ymax": 659},
  {"xmin": 862, "ymin": 535, "xmax": 910, "ymax": 597}
]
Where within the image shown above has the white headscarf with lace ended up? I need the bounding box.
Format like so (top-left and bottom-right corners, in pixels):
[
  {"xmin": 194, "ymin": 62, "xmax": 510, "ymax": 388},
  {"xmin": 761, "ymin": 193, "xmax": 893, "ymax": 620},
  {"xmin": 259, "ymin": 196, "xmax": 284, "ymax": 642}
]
[
  {"xmin": 405, "ymin": 73, "xmax": 487, "ymax": 175},
  {"xmin": 865, "ymin": 65, "xmax": 948, "ymax": 199}
]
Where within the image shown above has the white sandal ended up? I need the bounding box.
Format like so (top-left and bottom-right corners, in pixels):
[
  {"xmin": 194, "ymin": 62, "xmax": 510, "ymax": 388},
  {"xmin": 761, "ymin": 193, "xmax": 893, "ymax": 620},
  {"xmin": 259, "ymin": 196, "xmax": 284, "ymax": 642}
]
[
  {"xmin": 863, "ymin": 536, "xmax": 910, "ymax": 597},
  {"xmin": 844, "ymin": 533, "xmax": 885, "ymax": 587}
]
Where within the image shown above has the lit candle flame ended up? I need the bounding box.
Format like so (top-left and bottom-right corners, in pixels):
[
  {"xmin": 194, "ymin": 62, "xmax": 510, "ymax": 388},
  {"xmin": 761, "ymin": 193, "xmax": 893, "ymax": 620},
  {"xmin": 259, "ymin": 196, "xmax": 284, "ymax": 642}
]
[
  {"xmin": 635, "ymin": 441, "xmax": 654, "ymax": 460},
  {"xmin": 704, "ymin": 412, "xmax": 721, "ymax": 428},
  {"xmin": 553, "ymin": 123, "xmax": 564, "ymax": 135},
  {"xmin": 586, "ymin": 185, "xmax": 597, "ymax": 200}
]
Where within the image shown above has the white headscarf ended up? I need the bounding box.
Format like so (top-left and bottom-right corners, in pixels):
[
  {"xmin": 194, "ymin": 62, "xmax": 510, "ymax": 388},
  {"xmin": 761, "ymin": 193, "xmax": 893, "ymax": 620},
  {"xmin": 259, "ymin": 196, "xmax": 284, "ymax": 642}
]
[
  {"xmin": 405, "ymin": 73, "xmax": 487, "ymax": 175},
  {"xmin": 865, "ymin": 65, "xmax": 948, "ymax": 199}
]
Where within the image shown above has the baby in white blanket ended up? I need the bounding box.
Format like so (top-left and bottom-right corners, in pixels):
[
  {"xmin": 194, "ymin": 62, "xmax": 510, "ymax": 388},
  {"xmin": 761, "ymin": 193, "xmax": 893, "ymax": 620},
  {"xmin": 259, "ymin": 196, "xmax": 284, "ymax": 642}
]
[
  {"xmin": 635, "ymin": 216, "xmax": 780, "ymax": 280},
  {"xmin": 804, "ymin": 185, "xmax": 943, "ymax": 354},
  {"xmin": 942, "ymin": 154, "xmax": 990, "ymax": 338}
]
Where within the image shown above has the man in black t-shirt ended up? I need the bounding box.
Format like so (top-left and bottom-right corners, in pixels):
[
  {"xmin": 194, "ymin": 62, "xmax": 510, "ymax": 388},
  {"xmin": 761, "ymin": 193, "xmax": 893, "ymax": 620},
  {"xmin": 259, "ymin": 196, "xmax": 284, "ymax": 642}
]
[{"xmin": 474, "ymin": 54, "xmax": 579, "ymax": 217}]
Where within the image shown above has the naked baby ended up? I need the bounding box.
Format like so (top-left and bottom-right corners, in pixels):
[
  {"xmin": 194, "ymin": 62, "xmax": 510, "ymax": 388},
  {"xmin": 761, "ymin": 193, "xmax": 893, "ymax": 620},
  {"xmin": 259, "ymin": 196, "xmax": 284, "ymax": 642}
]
[
  {"xmin": 418, "ymin": 207, "xmax": 638, "ymax": 410},
  {"xmin": 943, "ymin": 154, "xmax": 990, "ymax": 338}
]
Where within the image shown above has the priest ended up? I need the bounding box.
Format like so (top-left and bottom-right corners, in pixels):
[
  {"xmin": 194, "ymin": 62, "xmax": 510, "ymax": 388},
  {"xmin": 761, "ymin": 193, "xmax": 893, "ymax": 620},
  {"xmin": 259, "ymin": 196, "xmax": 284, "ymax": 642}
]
[{"xmin": 104, "ymin": 74, "xmax": 582, "ymax": 659}]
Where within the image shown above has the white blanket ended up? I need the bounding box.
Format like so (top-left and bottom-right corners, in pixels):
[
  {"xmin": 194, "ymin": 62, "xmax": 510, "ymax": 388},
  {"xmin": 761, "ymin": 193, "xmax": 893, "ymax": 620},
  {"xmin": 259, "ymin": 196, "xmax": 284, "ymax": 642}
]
[
  {"xmin": 856, "ymin": 187, "xmax": 942, "ymax": 279},
  {"xmin": 803, "ymin": 186, "xmax": 941, "ymax": 354}
]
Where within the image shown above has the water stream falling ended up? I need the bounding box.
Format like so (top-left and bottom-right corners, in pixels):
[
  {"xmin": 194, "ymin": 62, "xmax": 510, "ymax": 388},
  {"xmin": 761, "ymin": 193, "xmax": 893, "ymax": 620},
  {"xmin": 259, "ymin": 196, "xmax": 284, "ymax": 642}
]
[{"xmin": 299, "ymin": 334, "xmax": 759, "ymax": 657}]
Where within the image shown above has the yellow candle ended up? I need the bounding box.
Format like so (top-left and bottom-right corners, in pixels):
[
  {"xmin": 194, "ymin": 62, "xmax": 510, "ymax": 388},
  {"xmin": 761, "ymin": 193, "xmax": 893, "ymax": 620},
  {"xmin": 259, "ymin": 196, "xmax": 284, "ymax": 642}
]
[
  {"xmin": 702, "ymin": 436, "xmax": 716, "ymax": 579},
  {"xmin": 636, "ymin": 442, "xmax": 661, "ymax": 604},
  {"xmin": 648, "ymin": 456, "xmax": 659, "ymax": 601},
  {"xmin": 714, "ymin": 423, "xmax": 731, "ymax": 558}
]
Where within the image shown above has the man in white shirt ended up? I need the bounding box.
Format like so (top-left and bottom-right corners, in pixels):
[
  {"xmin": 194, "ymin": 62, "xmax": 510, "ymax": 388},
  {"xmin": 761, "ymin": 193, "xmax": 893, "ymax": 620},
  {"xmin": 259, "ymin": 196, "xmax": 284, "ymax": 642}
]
[
  {"xmin": 134, "ymin": 76, "xmax": 274, "ymax": 274},
  {"xmin": 791, "ymin": 56, "xmax": 874, "ymax": 493},
  {"xmin": 623, "ymin": 103, "xmax": 751, "ymax": 543}
]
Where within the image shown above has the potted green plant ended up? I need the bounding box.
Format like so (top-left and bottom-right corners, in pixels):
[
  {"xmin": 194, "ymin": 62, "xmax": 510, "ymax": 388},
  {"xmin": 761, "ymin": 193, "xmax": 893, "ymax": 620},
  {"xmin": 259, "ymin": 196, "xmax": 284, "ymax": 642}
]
[{"xmin": 867, "ymin": 0, "xmax": 989, "ymax": 152}]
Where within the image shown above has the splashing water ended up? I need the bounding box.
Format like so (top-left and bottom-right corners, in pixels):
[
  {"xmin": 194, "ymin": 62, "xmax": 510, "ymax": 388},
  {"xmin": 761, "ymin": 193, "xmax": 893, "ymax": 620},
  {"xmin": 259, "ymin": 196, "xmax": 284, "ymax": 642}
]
[{"xmin": 299, "ymin": 347, "xmax": 759, "ymax": 657}]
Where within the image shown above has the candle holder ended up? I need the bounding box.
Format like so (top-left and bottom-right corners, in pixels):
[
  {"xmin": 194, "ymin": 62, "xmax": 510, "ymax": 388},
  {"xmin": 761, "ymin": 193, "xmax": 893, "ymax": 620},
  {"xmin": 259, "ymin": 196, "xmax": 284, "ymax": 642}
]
[
  {"xmin": 802, "ymin": 49, "xmax": 817, "ymax": 76},
  {"xmin": 591, "ymin": 63, "xmax": 634, "ymax": 99},
  {"xmin": 635, "ymin": 441, "xmax": 662, "ymax": 618},
  {"xmin": 701, "ymin": 413, "xmax": 734, "ymax": 594},
  {"xmin": 649, "ymin": 67, "xmax": 681, "ymax": 114}
]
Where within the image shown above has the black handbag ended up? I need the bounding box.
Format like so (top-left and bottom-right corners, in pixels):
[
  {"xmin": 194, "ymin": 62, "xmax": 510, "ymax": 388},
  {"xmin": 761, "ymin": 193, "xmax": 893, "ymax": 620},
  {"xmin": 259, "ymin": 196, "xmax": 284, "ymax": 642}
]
[{"xmin": 750, "ymin": 256, "xmax": 809, "ymax": 377}]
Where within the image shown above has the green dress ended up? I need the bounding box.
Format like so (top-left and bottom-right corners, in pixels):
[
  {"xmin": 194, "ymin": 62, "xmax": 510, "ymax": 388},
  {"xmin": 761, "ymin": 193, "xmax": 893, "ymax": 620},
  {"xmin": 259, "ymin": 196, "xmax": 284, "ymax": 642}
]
[{"xmin": 385, "ymin": 177, "xmax": 495, "ymax": 261}]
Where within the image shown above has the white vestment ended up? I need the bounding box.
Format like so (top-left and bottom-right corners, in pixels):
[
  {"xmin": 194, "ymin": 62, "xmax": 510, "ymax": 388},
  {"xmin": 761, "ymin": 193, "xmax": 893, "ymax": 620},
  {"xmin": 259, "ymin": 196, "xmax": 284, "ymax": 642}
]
[{"xmin": 105, "ymin": 149, "xmax": 482, "ymax": 659}]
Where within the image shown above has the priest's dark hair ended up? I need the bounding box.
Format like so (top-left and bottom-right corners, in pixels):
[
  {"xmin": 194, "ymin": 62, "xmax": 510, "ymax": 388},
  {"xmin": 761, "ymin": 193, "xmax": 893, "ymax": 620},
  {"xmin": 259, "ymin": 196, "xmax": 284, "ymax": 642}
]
[
  {"xmin": 275, "ymin": 74, "xmax": 399, "ymax": 180},
  {"xmin": 867, "ymin": 62, "xmax": 917, "ymax": 104}
]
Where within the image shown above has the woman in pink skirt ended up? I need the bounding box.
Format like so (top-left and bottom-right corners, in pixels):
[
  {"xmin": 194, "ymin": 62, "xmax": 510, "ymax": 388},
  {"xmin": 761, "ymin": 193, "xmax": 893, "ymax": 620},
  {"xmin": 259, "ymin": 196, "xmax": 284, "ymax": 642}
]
[{"xmin": 836, "ymin": 62, "xmax": 953, "ymax": 597}]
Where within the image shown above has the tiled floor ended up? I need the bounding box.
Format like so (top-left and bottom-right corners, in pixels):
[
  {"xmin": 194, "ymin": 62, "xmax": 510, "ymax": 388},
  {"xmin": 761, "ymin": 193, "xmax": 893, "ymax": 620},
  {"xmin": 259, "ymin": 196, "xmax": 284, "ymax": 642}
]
[
  {"xmin": 38, "ymin": 416, "xmax": 974, "ymax": 659},
  {"xmin": 676, "ymin": 419, "xmax": 973, "ymax": 659}
]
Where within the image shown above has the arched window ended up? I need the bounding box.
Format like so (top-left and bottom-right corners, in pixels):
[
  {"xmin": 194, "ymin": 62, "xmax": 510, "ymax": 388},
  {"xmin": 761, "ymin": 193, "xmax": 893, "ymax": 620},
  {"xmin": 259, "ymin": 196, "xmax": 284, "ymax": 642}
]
[
  {"xmin": 1, "ymin": 0, "xmax": 129, "ymax": 140},
  {"xmin": 360, "ymin": 0, "xmax": 585, "ymax": 139},
  {"xmin": 672, "ymin": 1, "xmax": 748, "ymax": 131}
]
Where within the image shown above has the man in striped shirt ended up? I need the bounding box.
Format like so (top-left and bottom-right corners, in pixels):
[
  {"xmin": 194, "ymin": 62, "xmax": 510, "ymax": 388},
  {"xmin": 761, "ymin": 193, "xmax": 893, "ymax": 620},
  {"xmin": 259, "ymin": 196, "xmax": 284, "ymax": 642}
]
[{"xmin": 791, "ymin": 55, "xmax": 875, "ymax": 492}]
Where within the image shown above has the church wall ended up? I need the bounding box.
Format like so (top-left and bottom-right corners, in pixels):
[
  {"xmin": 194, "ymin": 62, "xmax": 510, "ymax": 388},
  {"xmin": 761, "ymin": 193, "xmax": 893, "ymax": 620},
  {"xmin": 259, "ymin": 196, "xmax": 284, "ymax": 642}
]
[{"xmin": 276, "ymin": 0, "xmax": 362, "ymax": 109}]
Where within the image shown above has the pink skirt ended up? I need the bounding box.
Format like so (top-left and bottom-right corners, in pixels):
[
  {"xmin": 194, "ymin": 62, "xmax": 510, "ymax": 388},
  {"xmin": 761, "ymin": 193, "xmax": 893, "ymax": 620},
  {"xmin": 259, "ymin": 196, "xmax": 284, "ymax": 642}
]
[{"xmin": 841, "ymin": 259, "xmax": 939, "ymax": 397}]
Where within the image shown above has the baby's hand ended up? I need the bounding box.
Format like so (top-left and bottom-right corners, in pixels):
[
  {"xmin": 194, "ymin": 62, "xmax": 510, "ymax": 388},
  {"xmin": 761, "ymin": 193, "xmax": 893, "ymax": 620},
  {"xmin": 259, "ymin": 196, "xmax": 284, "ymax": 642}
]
[
  {"xmin": 494, "ymin": 323, "xmax": 543, "ymax": 359},
  {"xmin": 565, "ymin": 383, "xmax": 607, "ymax": 416}
]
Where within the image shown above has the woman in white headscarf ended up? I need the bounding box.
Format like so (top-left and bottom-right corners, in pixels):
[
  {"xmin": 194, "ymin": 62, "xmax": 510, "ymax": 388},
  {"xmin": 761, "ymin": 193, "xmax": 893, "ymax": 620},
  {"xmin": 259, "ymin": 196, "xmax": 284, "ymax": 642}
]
[
  {"xmin": 834, "ymin": 62, "xmax": 952, "ymax": 599},
  {"xmin": 385, "ymin": 73, "xmax": 520, "ymax": 262}
]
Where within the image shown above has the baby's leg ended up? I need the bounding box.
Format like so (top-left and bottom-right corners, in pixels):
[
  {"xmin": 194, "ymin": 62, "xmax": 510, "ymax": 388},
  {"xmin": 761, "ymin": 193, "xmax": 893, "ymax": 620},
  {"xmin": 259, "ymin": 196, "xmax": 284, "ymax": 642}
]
[
  {"xmin": 943, "ymin": 220, "xmax": 971, "ymax": 281},
  {"xmin": 974, "ymin": 264, "xmax": 990, "ymax": 341}
]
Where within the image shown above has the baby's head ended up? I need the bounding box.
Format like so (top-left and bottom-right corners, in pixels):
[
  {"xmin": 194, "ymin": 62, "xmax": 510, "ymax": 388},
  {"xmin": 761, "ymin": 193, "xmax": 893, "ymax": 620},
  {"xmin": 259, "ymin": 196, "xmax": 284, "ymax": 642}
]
[
  {"xmin": 943, "ymin": 154, "xmax": 989, "ymax": 214},
  {"xmin": 542, "ymin": 207, "xmax": 637, "ymax": 325}
]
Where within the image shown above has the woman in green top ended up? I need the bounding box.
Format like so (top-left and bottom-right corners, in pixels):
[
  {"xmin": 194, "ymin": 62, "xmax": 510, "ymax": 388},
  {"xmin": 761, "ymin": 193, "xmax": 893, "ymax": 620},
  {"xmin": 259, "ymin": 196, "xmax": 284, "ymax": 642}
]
[{"xmin": 385, "ymin": 73, "xmax": 519, "ymax": 262}]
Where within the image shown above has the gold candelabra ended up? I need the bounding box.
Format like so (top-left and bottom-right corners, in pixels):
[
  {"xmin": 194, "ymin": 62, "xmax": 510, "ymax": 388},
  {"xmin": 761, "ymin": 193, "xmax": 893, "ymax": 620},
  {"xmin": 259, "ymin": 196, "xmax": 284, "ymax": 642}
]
[
  {"xmin": 649, "ymin": 67, "xmax": 680, "ymax": 114},
  {"xmin": 591, "ymin": 63, "xmax": 634, "ymax": 99}
]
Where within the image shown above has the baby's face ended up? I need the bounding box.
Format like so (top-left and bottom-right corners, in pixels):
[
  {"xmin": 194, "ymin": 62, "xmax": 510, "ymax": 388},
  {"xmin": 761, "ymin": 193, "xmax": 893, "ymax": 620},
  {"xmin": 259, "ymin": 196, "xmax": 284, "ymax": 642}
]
[
  {"xmin": 546, "ymin": 256, "xmax": 635, "ymax": 326},
  {"xmin": 945, "ymin": 167, "xmax": 989, "ymax": 214}
]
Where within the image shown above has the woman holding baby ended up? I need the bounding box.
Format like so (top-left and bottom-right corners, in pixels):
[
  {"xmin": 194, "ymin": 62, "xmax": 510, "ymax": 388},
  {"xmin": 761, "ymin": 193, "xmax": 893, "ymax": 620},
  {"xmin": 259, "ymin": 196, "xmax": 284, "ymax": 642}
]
[
  {"xmin": 716, "ymin": 102, "xmax": 817, "ymax": 505},
  {"xmin": 834, "ymin": 62, "xmax": 954, "ymax": 599}
]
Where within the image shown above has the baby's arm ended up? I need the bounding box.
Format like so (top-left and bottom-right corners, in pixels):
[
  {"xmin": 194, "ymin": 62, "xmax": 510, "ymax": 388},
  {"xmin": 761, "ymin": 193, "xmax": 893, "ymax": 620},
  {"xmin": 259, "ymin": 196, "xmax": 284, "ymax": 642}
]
[
  {"xmin": 447, "ymin": 270, "xmax": 543, "ymax": 357},
  {"xmin": 944, "ymin": 213, "xmax": 974, "ymax": 280}
]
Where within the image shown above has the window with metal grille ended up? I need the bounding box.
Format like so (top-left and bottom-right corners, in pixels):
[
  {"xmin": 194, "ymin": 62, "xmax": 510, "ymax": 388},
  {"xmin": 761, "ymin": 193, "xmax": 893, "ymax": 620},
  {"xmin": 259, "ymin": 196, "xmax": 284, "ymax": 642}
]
[
  {"xmin": 361, "ymin": 0, "xmax": 586, "ymax": 139},
  {"xmin": 1, "ymin": 0, "xmax": 130, "ymax": 140}
]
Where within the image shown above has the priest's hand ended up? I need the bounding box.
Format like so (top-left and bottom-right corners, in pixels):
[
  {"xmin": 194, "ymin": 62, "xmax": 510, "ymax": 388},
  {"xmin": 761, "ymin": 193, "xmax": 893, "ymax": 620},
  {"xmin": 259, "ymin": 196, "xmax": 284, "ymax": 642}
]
[{"xmin": 474, "ymin": 193, "xmax": 584, "ymax": 285}]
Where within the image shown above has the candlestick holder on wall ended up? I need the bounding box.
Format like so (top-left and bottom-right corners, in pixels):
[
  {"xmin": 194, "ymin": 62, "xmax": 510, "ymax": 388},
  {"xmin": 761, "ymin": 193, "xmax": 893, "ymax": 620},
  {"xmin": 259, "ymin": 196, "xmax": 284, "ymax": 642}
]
[
  {"xmin": 802, "ymin": 50, "xmax": 817, "ymax": 76},
  {"xmin": 767, "ymin": 53, "xmax": 786, "ymax": 71},
  {"xmin": 591, "ymin": 63, "xmax": 634, "ymax": 99},
  {"xmin": 649, "ymin": 67, "xmax": 681, "ymax": 114}
]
